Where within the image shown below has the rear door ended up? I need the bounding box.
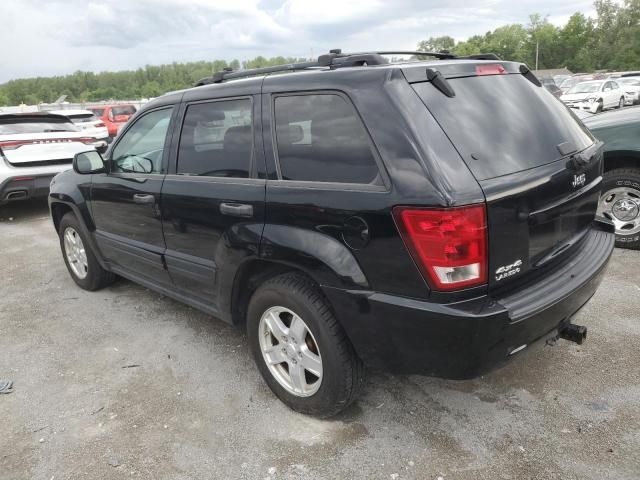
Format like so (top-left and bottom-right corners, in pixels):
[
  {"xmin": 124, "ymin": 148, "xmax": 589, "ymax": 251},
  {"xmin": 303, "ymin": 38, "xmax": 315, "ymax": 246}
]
[
  {"xmin": 411, "ymin": 66, "xmax": 602, "ymax": 292},
  {"xmin": 160, "ymin": 93, "xmax": 265, "ymax": 309},
  {"xmin": 91, "ymin": 106, "xmax": 175, "ymax": 285}
]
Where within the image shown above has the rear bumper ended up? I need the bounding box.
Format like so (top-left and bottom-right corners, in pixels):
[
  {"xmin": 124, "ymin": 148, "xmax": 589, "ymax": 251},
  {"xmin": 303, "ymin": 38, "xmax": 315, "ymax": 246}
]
[
  {"xmin": 0, "ymin": 163, "xmax": 71, "ymax": 204},
  {"xmin": 324, "ymin": 221, "xmax": 615, "ymax": 379}
]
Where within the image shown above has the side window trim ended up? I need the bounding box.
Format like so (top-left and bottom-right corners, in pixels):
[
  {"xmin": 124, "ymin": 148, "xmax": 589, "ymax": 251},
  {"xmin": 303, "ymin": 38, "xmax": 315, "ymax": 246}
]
[
  {"xmin": 269, "ymin": 90, "xmax": 390, "ymax": 190},
  {"xmin": 172, "ymin": 95, "xmax": 257, "ymax": 179},
  {"xmin": 107, "ymin": 105, "xmax": 177, "ymax": 176}
]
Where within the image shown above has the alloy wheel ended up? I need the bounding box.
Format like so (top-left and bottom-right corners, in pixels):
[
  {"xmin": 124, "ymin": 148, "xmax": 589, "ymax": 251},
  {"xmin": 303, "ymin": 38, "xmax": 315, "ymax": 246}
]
[
  {"xmin": 597, "ymin": 187, "xmax": 640, "ymax": 236},
  {"xmin": 258, "ymin": 306, "xmax": 323, "ymax": 397},
  {"xmin": 63, "ymin": 227, "xmax": 88, "ymax": 279}
]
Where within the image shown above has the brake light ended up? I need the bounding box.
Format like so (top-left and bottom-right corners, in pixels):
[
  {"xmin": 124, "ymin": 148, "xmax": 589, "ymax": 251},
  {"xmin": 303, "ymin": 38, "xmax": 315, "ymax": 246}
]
[
  {"xmin": 0, "ymin": 137, "xmax": 97, "ymax": 150},
  {"xmin": 476, "ymin": 64, "xmax": 506, "ymax": 76},
  {"xmin": 393, "ymin": 205, "xmax": 488, "ymax": 291}
]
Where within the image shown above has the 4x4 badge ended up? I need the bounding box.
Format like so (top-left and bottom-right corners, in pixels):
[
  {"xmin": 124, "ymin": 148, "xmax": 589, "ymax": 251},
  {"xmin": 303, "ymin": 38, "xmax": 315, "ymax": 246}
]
[{"xmin": 572, "ymin": 173, "xmax": 586, "ymax": 188}]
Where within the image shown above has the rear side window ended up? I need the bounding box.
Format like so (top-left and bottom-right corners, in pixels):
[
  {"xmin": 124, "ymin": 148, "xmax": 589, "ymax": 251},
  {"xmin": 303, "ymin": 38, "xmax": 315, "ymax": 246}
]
[
  {"xmin": 274, "ymin": 94, "xmax": 381, "ymax": 185},
  {"xmin": 412, "ymin": 75, "xmax": 595, "ymax": 180},
  {"xmin": 177, "ymin": 99, "xmax": 252, "ymax": 178}
]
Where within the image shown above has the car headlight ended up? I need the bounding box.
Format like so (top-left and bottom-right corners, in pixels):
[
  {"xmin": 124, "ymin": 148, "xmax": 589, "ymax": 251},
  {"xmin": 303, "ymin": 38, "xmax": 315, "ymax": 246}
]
[{"xmin": 587, "ymin": 97, "xmax": 597, "ymax": 103}]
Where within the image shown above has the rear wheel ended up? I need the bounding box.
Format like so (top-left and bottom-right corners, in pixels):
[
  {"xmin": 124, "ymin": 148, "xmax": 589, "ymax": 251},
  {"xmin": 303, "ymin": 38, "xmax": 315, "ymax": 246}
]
[
  {"xmin": 247, "ymin": 273, "xmax": 364, "ymax": 417},
  {"xmin": 59, "ymin": 213, "xmax": 116, "ymax": 290},
  {"xmin": 597, "ymin": 168, "xmax": 640, "ymax": 249}
]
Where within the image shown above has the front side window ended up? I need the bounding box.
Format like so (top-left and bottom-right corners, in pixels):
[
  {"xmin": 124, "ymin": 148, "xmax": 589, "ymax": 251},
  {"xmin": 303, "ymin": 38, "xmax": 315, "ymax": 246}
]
[
  {"xmin": 274, "ymin": 94, "xmax": 381, "ymax": 185},
  {"xmin": 177, "ymin": 99, "xmax": 252, "ymax": 178},
  {"xmin": 111, "ymin": 107, "xmax": 173, "ymax": 174}
]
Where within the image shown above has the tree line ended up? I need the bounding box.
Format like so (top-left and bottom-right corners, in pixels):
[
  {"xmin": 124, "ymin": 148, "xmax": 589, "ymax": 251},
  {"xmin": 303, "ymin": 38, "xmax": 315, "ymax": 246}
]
[
  {"xmin": 0, "ymin": 0, "xmax": 638, "ymax": 106},
  {"xmin": 418, "ymin": 0, "xmax": 639, "ymax": 74}
]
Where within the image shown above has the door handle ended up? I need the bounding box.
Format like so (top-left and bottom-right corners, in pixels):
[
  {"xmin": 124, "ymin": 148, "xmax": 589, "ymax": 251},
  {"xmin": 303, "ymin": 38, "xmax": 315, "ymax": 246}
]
[
  {"xmin": 133, "ymin": 193, "xmax": 155, "ymax": 204},
  {"xmin": 220, "ymin": 202, "xmax": 253, "ymax": 218}
]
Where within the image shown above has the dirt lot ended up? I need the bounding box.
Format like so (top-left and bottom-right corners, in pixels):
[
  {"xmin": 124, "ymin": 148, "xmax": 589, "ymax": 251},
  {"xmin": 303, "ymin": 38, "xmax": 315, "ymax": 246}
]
[{"xmin": 1, "ymin": 198, "xmax": 639, "ymax": 480}]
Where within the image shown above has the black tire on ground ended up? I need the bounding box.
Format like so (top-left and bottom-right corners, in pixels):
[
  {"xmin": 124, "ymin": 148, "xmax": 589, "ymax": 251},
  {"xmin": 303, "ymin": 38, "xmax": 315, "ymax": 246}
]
[
  {"xmin": 247, "ymin": 272, "xmax": 364, "ymax": 417},
  {"xmin": 600, "ymin": 168, "xmax": 640, "ymax": 250},
  {"xmin": 595, "ymin": 100, "xmax": 603, "ymax": 113},
  {"xmin": 619, "ymin": 97, "xmax": 625, "ymax": 109},
  {"xmin": 58, "ymin": 212, "xmax": 116, "ymax": 290}
]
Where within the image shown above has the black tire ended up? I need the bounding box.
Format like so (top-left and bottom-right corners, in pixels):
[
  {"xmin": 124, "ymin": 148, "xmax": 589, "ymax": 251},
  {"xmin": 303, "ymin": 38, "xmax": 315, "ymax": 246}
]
[
  {"xmin": 247, "ymin": 272, "xmax": 364, "ymax": 417},
  {"xmin": 58, "ymin": 212, "xmax": 116, "ymax": 290},
  {"xmin": 595, "ymin": 100, "xmax": 603, "ymax": 113},
  {"xmin": 600, "ymin": 168, "xmax": 640, "ymax": 250},
  {"xmin": 618, "ymin": 97, "xmax": 625, "ymax": 109}
]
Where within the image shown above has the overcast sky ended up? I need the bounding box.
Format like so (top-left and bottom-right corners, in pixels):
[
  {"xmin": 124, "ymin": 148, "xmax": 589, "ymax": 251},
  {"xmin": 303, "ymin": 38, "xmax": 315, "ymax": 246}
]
[{"xmin": 0, "ymin": 0, "xmax": 596, "ymax": 83}]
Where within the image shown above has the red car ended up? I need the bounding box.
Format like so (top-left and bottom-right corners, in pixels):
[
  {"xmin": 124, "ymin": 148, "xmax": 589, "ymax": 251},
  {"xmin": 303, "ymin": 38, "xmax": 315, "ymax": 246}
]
[{"xmin": 86, "ymin": 104, "xmax": 137, "ymax": 139}]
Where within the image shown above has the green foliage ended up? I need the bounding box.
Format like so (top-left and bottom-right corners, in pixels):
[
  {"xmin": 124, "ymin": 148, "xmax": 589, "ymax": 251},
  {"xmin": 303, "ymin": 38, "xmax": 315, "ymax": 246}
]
[
  {"xmin": 419, "ymin": 0, "xmax": 640, "ymax": 72},
  {"xmin": 0, "ymin": 56, "xmax": 307, "ymax": 105}
]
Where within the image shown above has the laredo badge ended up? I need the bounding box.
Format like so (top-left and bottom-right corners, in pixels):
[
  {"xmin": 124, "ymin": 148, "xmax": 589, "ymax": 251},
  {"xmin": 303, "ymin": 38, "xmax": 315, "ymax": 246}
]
[{"xmin": 495, "ymin": 259, "xmax": 523, "ymax": 281}]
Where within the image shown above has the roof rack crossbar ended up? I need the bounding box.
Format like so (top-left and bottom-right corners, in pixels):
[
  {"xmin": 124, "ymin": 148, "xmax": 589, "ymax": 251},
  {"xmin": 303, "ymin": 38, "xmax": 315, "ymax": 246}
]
[{"xmin": 194, "ymin": 49, "xmax": 502, "ymax": 86}]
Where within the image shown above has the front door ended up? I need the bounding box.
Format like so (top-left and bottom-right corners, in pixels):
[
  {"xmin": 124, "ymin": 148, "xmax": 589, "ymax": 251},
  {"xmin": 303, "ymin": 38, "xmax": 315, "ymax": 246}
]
[
  {"xmin": 161, "ymin": 94, "xmax": 265, "ymax": 312},
  {"xmin": 91, "ymin": 106, "xmax": 175, "ymax": 285}
]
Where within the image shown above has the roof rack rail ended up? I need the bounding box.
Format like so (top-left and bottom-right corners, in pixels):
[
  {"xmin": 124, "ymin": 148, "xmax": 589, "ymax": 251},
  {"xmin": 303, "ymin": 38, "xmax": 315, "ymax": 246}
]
[{"xmin": 194, "ymin": 49, "xmax": 502, "ymax": 86}]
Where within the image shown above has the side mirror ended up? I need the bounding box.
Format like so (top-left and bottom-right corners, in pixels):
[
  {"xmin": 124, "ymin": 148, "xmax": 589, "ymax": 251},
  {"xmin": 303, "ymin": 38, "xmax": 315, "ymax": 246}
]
[{"xmin": 73, "ymin": 150, "xmax": 106, "ymax": 174}]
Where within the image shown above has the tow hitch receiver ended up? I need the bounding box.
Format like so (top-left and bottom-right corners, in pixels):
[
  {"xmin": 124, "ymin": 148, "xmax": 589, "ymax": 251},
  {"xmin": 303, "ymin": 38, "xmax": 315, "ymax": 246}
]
[{"xmin": 559, "ymin": 324, "xmax": 588, "ymax": 345}]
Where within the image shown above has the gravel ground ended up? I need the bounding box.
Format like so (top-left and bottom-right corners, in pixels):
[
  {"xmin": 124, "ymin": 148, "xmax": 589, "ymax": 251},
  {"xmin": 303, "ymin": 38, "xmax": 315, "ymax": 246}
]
[{"xmin": 1, "ymin": 198, "xmax": 639, "ymax": 480}]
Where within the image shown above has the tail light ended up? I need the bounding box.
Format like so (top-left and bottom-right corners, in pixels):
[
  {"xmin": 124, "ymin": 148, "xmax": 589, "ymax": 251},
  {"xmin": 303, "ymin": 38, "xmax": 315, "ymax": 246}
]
[
  {"xmin": 393, "ymin": 205, "xmax": 488, "ymax": 291},
  {"xmin": 0, "ymin": 137, "xmax": 97, "ymax": 150}
]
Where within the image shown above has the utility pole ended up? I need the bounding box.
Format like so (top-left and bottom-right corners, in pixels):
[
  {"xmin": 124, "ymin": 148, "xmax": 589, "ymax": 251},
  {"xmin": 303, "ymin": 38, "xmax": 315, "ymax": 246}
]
[{"xmin": 535, "ymin": 40, "xmax": 539, "ymax": 70}]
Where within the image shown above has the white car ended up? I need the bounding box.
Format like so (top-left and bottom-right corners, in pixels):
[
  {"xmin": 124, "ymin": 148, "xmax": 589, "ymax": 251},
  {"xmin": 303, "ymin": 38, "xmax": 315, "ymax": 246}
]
[
  {"xmin": 615, "ymin": 77, "xmax": 640, "ymax": 105},
  {"xmin": 561, "ymin": 80, "xmax": 626, "ymax": 113},
  {"xmin": 0, "ymin": 113, "xmax": 106, "ymax": 205},
  {"xmin": 49, "ymin": 109, "xmax": 109, "ymax": 141}
]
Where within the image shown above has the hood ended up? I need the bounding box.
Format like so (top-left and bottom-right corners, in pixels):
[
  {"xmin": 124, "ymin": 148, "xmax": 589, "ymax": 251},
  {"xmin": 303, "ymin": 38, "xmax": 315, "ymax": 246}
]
[{"xmin": 561, "ymin": 92, "xmax": 597, "ymax": 102}]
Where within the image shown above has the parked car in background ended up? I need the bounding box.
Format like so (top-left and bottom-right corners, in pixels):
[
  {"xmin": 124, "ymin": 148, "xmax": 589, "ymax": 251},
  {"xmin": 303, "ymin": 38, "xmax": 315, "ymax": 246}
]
[
  {"xmin": 540, "ymin": 77, "xmax": 563, "ymax": 98},
  {"xmin": 0, "ymin": 113, "xmax": 105, "ymax": 205},
  {"xmin": 86, "ymin": 104, "xmax": 137, "ymax": 139},
  {"xmin": 615, "ymin": 77, "xmax": 640, "ymax": 105},
  {"xmin": 559, "ymin": 75, "xmax": 596, "ymax": 93},
  {"xmin": 584, "ymin": 107, "xmax": 640, "ymax": 249},
  {"xmin": 561, "ymin": 80, "xmax": 625, "ymax": 113},
  {"xmin": 49, "ymin": 51, "xmax": 614, "ymax": 416},
  {"xmin": 49, "ymin": 109, "xmax": 109, "ymax": 142},
  {"xmin": 553, "ymin": 74, "xmax": 571, "ymax": 87}
]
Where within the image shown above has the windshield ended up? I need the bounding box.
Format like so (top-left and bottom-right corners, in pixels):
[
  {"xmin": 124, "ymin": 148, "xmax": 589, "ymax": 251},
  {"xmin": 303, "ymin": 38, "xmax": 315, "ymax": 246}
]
[
  {"xmin": 89, "ymin": 108, "xmax": 105, "ymax": 117},
  {"xmin": 412, "ymin": 74, "xmax": 594, "ymax": 180},
  {"xmin": 618, "ymin": 78, "xmax": 640, "ymax": 86},
  {"xmin": 568, "ymin": 82, "xmax": 602, "ymax": 94},
  {"xmin": 560, "ymin": 78, "xmax": 580, "ymax": 89}
]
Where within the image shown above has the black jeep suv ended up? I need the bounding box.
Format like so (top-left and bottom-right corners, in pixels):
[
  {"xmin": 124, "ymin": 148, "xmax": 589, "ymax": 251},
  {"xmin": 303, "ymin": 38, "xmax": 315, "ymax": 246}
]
[{"xmin": 49, "ymin": 51, "xmax": 615, "ymax": 417}]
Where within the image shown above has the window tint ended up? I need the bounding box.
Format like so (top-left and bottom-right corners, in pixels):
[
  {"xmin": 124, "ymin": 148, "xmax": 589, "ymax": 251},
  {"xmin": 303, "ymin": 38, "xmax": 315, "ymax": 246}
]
[
  {"xmin": 274, "ymin": 94, "xmax": 381, "ymax": 185},
  {"xmin": 89, "ymin": 108, "xmax": 105, "ymax": 117},
  {"xmin": 412, "ymin": 75, "xmax": 594, "ymax": 180},
  {"xmin": 177, "ymin": 99, "xmax": 253, "ymax": 178},
  {"xmin": 111, "ymin": 107, "xmax": 172, "ymax": 174}
]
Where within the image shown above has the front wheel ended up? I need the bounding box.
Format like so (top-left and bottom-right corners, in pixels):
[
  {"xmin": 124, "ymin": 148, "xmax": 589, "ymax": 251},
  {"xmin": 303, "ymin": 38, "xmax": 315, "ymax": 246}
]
[
  {"xmin": 618, "ymin": 97, "xmax": 625, "ymax": 109},
  {"xmin": 59, "ymin": 212, "xmax": 116, "ymax": 289},
  {"xmin": 247, "ymin": 273, "xmax": 364, "ymax": 417},
  {"xmin": 597, "ymin": 168, "xmax": 640, "ymax": 249},
  {"xmin": 592, "ymin": 100, "xmax": 603, "ymax": 114}
]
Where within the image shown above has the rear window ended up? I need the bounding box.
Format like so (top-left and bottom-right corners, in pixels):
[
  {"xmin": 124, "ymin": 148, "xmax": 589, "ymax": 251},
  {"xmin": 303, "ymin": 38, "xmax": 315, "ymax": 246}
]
[
  {"xmin": 0, "ymin": 118, "xmax": 77, "ymax": 134},
  {"xmin": 68, "ymin": 114, "xmax": 97, "ymax": 123},
  {"xmin": 412, "ymin": 74, "xmax": 594, "ymax": 180},
  {"xmin": 112, "ymin": 106, "xmax": 136, "ymax": 116}
]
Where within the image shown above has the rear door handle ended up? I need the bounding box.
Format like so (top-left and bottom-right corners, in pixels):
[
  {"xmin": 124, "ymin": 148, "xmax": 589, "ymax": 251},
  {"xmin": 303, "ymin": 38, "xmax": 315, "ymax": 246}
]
[
  {"xmin": 133, "ymin": 194, "xmax": 155, "ymax": 204},
  {"xmin": 220, "ymin": 202, "xmax": 253, "ymax": 218}
]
